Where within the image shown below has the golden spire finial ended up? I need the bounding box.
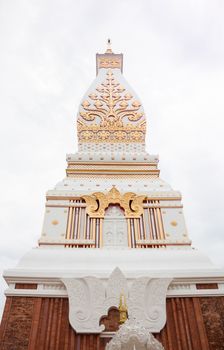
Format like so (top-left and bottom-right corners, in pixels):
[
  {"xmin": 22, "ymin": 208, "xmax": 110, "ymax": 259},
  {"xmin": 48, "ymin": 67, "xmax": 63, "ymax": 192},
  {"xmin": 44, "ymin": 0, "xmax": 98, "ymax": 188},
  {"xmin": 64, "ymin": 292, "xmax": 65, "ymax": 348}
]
[
  {"xmin": 106, "ymin": 38, "xmax": 113, "ymax": 53},
  {"xmin": 118, "ymin": 293, "xmax": 128, "ymax": 324}
]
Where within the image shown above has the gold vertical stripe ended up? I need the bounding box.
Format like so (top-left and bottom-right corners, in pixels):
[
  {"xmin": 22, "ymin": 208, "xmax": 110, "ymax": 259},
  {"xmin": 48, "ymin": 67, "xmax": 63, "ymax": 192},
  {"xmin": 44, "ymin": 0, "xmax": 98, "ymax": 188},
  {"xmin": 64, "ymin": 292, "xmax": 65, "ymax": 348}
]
[
  {"xmin": 139, "ymin": 217, "xmax": 144, "ymax": 240},
  {"xmin": 131, "ymin": 219, "xmax": 135, "ymax": 247},
  {"xmin": 134, "ymin": 219, "xmax": 138, "ymax": 243},
  {"xmin": 92, "ymin": 218, "xmax": 96, "ymax": 244},
  {"xmin": 98, "ymin": 219, "xmax": 100, "ymax": 248},
  {"xmin": 88, "ymin": 215, "xmax": 91, "ymax": 240},
  {"xmin": 127, "ymin": 219, "xmax": 131, "ymax": 247},
  {"xmin": 142, "ymin": 210, "xmax": 147, "ymax": 240},
  {"xmin": 154, "ymin": 208, "xmax": 159, "ymax": 239},
  {"xmin": 89, "ymin": 217, "xmax": 91, "ymax": 240},
  {"xmin": 66, "ymin": 206, "xmax": 72, "ymax": 239},
  {"xmin": 73, "ymin": 205, "xmax": 77, "ymax": 239},
  {"xmin": 75, "ymin": 207, "xmax": 78, "ymax": 239},
  {"xmin": 155, "ymin": 201, "xmax": 161, "ymax": 239},
  {"xmin": 86, "ymin": 214, "xmax": 89, "ymax": 239},
  {"xmin": 95, "ymin": 219, "xmax": 98, "ymax": 248},
  {"xmin": 156, "ymin": 208, "xmax": 163, "ymax": 239},
  {"xmin": 138, "ymin": 219, "xmax": 141, "ymax": 240},
  {"xmin": 149, "ymin": 208, "xmax": 154, "ymax": 239},
  {"xmin": 99, "ymin": 219, "xmax": 103, "ymax": 248},
  {"xmin": 137, "ymin": 219, "xmax": 143, "ymax": 239},
  {"xmin": 70, "ymin": 207, "xmax": 75, "ymax": 239},
  {"xmin": 83, "ymin": 209, "xmax": 86, "ymax": 240},
  {"xmin": 136, "ymin": 219, "xmax": 140, "ymax": 248},
  {"xmin": 146, "ymin": 208, "xmax": 150, "ymax": 238},
  {"xmin": 159, "ymin": 208, "xmax": 165, "ymax": 239},
  {"xmin": 80, "ymin": 207, "xmax": 84, "ymax": 239},
  {"xmin": 69, "ymin": 205, "xmax": 74, "ymax": 239},
  {"xmin": 154, "ymin": 208, "xmax": 160, "ymax": 239},
  {"xmin": 142, "ymin": 209, "xmax": 146, "ymax": 239},
  {"xmin": 155, "ymin": 208, "xmax": 160, "ymax": 239},
  {"xmin": 77, "ymin": 207, "xmax": 80, "ymax": 239}
]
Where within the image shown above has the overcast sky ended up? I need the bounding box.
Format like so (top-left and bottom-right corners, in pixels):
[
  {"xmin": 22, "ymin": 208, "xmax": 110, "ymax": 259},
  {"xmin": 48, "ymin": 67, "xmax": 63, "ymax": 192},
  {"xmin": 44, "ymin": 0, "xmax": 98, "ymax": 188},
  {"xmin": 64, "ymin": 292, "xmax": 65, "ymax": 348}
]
[{"xmin": 0, "ymin": 0, "xmax": 224, "ymax": 317}]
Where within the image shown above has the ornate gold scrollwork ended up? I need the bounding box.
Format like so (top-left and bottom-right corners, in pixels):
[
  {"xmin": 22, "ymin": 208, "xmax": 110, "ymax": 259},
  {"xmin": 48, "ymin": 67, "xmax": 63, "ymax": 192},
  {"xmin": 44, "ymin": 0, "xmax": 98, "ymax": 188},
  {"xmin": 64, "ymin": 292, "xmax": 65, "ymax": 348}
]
[
  {"xmin": 78, "ymin": 70, "xmax": 146, "ymax": 143},
  {"xmin": 82, "ymin": 186, "xmax": 146, "ymax": 218}
]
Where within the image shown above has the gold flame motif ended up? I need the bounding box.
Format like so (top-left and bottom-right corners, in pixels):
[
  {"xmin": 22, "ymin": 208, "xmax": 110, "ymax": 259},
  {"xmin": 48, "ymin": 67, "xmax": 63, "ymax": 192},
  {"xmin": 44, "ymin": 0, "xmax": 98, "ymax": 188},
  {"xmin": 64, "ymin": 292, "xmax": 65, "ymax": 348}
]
[
  {"xmin": 78, "ymin": 70, "xmax": 146, "ymax": 143},
  {"xmin": 82, "ymin": 186, "xmax": 146, "ymax": 218},
  {"xmin": 119, "ymin": 293, "xmax": 128, "ymax": 324}
]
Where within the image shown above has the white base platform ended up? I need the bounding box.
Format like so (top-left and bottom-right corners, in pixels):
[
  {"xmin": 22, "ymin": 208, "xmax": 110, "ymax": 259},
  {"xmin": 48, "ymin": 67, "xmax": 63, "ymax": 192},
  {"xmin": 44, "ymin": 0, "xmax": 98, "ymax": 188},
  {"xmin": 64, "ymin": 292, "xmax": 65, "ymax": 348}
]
[{"xmin": 4, "ymin": 247, "xmax": 224, "ymax": 280}]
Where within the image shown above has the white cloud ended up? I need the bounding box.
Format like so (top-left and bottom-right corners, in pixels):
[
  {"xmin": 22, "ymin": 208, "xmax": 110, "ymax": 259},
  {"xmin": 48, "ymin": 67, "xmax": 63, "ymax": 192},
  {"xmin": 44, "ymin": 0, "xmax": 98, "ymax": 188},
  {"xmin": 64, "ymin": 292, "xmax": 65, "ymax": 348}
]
[{"xmin": 0, "ymin": 0, "xmax": 224, "ymax": 317}]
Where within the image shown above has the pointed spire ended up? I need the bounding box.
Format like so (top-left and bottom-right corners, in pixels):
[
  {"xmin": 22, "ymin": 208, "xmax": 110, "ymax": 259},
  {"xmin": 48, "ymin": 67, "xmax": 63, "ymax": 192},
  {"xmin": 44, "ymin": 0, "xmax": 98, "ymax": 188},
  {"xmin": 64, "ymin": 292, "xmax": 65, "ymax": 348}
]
[{"xmin": 106, "ymin": 38, "xmax": 113, "ymax": 53}]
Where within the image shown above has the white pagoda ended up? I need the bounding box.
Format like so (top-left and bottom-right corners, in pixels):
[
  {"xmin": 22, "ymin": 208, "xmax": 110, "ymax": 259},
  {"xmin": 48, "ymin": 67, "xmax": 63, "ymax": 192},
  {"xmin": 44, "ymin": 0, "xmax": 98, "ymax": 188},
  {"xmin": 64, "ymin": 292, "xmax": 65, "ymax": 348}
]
[{"xmin": 1, "ymin": 42, "xmax": 224, "ymax": 350}]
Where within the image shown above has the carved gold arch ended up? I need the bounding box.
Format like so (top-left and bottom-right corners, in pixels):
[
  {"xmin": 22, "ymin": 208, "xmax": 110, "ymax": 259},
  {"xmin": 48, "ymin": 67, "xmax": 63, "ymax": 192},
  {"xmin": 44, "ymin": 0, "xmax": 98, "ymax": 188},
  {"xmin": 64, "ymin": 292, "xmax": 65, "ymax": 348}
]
[{"xmin": 82, "ymin": 186, "xmax": 146, "ymax": 218}]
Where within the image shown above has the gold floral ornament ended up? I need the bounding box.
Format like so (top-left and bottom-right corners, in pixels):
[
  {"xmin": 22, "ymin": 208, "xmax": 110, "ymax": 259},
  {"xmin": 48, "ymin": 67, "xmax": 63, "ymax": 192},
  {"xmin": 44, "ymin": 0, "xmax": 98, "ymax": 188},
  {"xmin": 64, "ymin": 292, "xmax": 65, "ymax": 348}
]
[
  {"xmin": 82, "ymin": 186, "xmax": 146, "ymax": 218},
  {"xmin": 77, "ymin": 70, "xmax": 146, "ymax": 143}
]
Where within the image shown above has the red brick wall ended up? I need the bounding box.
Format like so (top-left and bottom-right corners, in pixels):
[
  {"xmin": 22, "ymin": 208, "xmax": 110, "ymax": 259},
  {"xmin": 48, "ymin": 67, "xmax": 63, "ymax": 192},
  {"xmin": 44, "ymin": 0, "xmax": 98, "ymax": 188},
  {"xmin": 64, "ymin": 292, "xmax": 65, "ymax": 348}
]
[
  {"xmin": 0, "ymin": 297, "xmax": 101, "ymax": 350},
  {"xmin": 199, "ymin": 297, "xmax": 224, "ymax": 349},
  {"xmin": 15, "ymin": 284, "xmax": 37, "ymax": 290},
  {"xmin": 0, "ymin": 297, "xmax": 36, "ymax": 350},
  {"xmin": 0, "ymin": 296, "xmax": 224, "ymax": 350},
  {"xmin": 155, "ymin": 298, "xmax": 210, "ymax": 349}
]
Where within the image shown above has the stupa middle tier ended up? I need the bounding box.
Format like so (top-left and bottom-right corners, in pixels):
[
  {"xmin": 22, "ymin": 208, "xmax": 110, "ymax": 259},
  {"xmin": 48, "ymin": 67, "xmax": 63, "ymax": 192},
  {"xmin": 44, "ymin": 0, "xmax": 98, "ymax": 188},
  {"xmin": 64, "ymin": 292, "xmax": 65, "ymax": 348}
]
[
  {"xmin": 40, "ymin": 147, "xmax": 190, "ymax": 249},
  {"xmin": 66, "ymin": 147, "xmax": 159, "ymax": 177}
]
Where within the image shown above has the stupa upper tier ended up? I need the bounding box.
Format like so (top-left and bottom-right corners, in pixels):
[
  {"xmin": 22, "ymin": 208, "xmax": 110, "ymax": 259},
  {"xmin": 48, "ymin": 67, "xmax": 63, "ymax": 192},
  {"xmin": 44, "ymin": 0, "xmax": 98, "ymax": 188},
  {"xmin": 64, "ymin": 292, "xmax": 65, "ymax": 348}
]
[{"xmin": 77, "ymin": 42, "xmax": 146, "ymax": 145}]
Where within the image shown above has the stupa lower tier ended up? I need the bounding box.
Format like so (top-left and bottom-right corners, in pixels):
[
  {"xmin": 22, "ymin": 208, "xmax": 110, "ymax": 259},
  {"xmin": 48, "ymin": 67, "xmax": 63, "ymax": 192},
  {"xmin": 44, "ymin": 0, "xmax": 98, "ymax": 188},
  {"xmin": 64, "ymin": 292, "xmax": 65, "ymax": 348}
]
[
  {"xmin": 1, "ymin": 248, "xmax": 224, "ymax": 349},
  {"xmin": 37, "ymin": 148, "xmax": 191, "ymax": 250},
  {"xmin": 1, "ymin": 295, "xmax": 224, "ymax": 349}
]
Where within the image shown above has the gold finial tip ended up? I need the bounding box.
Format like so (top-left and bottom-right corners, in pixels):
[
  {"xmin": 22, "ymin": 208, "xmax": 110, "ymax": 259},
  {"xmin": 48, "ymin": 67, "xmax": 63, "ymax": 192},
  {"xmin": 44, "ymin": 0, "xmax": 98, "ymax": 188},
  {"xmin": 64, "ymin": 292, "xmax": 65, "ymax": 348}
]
[
  {"xmin": 106, "ymin": 38, "xmax": 113, "ymax": 53},
  {"xmin": 119, "ymin": 293, "xmax": 128, "ymax": 324}
]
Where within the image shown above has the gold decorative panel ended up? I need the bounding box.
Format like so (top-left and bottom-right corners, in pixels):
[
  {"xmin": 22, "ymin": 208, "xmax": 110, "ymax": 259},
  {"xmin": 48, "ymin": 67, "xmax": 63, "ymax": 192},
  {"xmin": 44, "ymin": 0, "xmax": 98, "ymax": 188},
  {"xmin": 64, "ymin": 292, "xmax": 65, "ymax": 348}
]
[
  {"xmin": 82, "ymin": 186, "xmax": 146, "ymax": 218},
  {"xmin": 96, "ymin": 46, "xmax": 123, "ymax": 73},
  {"xmin": 78, "ymin": 70, "xmax": 146, "ymax": 143},
  {"xmin": 98, "ymin": 56, "xmax": 122, "ymax": 70},
  {"xmin": 67, "ymin": 174, "xmax": 158, "ymax": 179}
]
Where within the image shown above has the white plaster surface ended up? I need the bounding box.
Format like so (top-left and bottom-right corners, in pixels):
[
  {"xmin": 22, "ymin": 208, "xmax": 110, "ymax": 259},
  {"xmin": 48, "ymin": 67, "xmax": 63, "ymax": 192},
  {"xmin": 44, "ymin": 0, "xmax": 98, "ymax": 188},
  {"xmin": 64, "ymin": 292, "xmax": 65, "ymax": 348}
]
[
  {"xmin": 162, "ymin": 208, "xmax": 188, "ymax": 240},
  {"xmin": 50, "ymin": 177, "xmax": 174, "ymax": 195},
  {"xmin": 4, "ymin": 247, "xmax": 223, "ymax": 281},
  {"xmin": 41, "ymin": 206, "xmax": 68, "ymax": 239}
]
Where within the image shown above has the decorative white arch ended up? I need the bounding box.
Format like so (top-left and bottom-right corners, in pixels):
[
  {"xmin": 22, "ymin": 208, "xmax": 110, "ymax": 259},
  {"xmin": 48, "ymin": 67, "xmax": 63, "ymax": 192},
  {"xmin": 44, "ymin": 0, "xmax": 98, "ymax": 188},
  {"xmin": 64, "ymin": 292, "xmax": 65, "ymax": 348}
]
[
  {"xmin": 62, "ymin": 268, "xmax": 171, "ymax": 333},
  {"xmin": 105, "ymin": 318, "xmax": 164, "ymax": 350}
]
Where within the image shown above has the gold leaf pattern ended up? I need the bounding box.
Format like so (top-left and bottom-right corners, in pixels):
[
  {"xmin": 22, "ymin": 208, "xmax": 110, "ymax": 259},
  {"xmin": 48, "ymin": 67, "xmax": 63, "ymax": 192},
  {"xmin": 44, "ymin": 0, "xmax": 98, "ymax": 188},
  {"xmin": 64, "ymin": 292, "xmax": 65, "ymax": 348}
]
[{"xmin": 78, "ymin": 70, "xmax": 146, "ymax": 143}]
